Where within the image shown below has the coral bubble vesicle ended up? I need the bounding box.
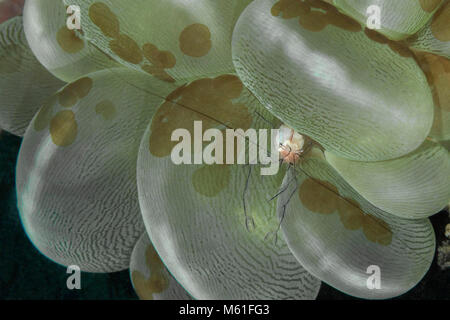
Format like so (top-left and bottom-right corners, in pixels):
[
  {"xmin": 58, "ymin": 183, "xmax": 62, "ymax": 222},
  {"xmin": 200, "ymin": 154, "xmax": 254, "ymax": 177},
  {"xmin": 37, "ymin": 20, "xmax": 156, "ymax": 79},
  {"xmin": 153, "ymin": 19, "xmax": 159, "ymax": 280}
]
[
  {"xmin": 16, "ymin": 69, "xmax": 177, "ymax": 272},
  {"xmin": 137, "ymin": 79, "xmax": 321, "ymax": 299},
  {"xmin": 66, "ymin": 0, "xmax": 253, "ymax": 82},
  {"xmin": 0, "ymin": 0, "xmax": 448, "ymax": 301},
  {"xmin": 233, "ymin": 0, "xmax": 435, "ymax": 162},
  {"xmin": 332, "ymin": 0, "xmax": 442, "ymax": 40},
  {"xmin": 279, "ymin": 150, "xmax": 435, "ymax": 299},
  {"xmin": 0, "ymin": 16, "xmax": 64, "ymax": 136},
  {"xmin": 23, "ymin": 0, "xmax": 118, "ymax": 82}
]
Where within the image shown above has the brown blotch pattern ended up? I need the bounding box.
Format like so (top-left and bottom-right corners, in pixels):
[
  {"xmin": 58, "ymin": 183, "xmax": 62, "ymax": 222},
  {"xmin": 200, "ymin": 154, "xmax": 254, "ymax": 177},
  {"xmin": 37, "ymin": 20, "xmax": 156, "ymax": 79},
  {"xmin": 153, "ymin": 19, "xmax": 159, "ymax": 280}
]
[
  {"xmin": 272, "ymin": 0, "xmax": 414, "ymax": 58},
  {"xmin": 414, "ymin": 52, "xmax": 450, "ymax": 136},
  {"xmin": 33, "ymin": 96, "xmax": 80, "ymax": 147},
  {"xmin": 89, "ymin": 2, "xmax": 120, "ymax": 38},
  {"xmin": 141, "ymin": 65, "xmax": 175, "ymax": 82},
  {"xmin": 192, "ymin": 164, "xmax": 231, "ymax": 197},
  {"xmin": 179, "ymin": 23, "xmax": 212, "ymax": 57},
  {"xmin": 109, "ymin": 34, "xmax": 143, "ymax": 64},
  {"xmin": 95, "ymin": 100, "xmax": 117, "ymax": 120},
  {"xmin": 298, "ymin": 178, "xmax": 340, "ymax": 214},
  {"xmin": 142, "ymin": 43, "xmax": 176, "ymax": 68},
  {"xmin": 362, "ymin": 215, "xmax": 393, "ymax": 246},
  {"xmin": 299, "ymin": 178, "xmax": 393, "ymax": 245},
  {"xmin": 416, "ymin": 53, "xmax": 450, "ymax": 111},
  {"xmin": 149, "ymin": 74, "xmax": 252, "ymax": 159},
  {"xmin": 56, "ymin": 27, "xmax": 85, "ymax": 53},
  {"xmin": 149, "ymin": 75, "xmax": 251, "ymax": 197},
  {"xmin": 424, "ymin": 53, "xmax": 450, "ymax": 112},
  {"xmin": 337, "ymin": 198, "xmax": 366, "ymax": 231},
  {"xmin": 33, "ymin": 79, "xmax": 92, "ymax": 147},
  {"xmin": 431, "ymin": 1, "xmax": 450, "ymax": 41},
  {"xmin": 58, "ymin": 77, "xmax": 93, "ymax": 108},
  {"xmin": 364, "ymin": 28, "xmax": 413, "ymax": 58},
  {"xmin": 271, "ymin": 0, "xmax": 361, "ymax": 33},
  {"xmin": 131, "ymin": 245, "xmax": 169, "ymax": 300},
  {"xmin": 49, "ymin": 110, "xmax": 78, "ymax": 147},
  {"xmin": 141, "ymin": 43, "xmax": 176, "ymax": 82},
  {"xmin": 88, "ymin": 2, "xmax": 176, "ymax": 82},
  {"xmin": 419, "ymin": 0, "xmax": 443, "ymax": 13}
]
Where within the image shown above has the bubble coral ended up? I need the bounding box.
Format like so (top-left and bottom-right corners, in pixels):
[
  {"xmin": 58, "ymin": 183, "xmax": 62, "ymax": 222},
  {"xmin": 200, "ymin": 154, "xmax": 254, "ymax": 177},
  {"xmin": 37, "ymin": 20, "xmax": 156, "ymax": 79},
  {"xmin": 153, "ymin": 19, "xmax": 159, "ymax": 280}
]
[{"xmin": 0, "ymin": 0, "xmax": 449, "ymax": 300}]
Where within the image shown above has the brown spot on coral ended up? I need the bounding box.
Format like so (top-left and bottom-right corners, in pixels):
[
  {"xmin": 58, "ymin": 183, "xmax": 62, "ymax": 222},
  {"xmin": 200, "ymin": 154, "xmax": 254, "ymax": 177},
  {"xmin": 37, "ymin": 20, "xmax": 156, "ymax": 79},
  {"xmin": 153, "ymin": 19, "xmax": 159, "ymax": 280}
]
[
  {"xmin": 271, "ymin": 0, "xmax": 310, "ymax": 19},
  {"xmin": 419, "ymin": 0, "xmax": 443, "ymax": 13},
  {"xmin": 109, "ymin": 34, "xmax": 143, "ymax": 64},
  {"xmin": 89, "ymin": 2, "xmax": 120, "ymax": 38},
  {"xmin": 141, "ymin": 65, "xmax": 175, "ymax": 82},
  {"xmin": 58, "ymin": 77, "xmax": 93, "ymax": 107},
  {"xmin": 141, "ymin": 43, "xmax": 176, "ymax": 82},
  {"xmin": 142, "ymin": 43, "xmax": 176, "ymax": 68},
  {"xmin": 431, "ymin": 1, "xmax": 450, "ymax": 41},
  {"xmin": 298, "ymin": 10, "xmax": 329, "ymax": 32},
  {"xmin": 212, "ymin": 74, "xmax": 244, "ymax": 99},
  {"xmin": 363, "ymin": 215, "xmax": 393, "ymax": 246},
  {"xmin": 431, "ymin": 1, "xmax": 450, "ymax": 42},
  {"xmin": 50, "ymin": 110, "xmax": 78, "ymax": 147},
  {"xmin": 131, "ymin": 245, "xmax": 169, "ymax": 300},
  {"xmin": 58, "ymin": 88, "xmax": 78, "ymax": 108},
  {"xmin": 179, "ymin": 23, "xmax": 212, "ymax": 57},
  {"xmin": 272, "ymin": 0, "xmax": 361, "ymax": 32},
  {"xmin": 192, "ymin": 164, "xmax": 231, "ymax": 197},
  {"xmin": 414, "ymin": 52, "xmax": 450, "ymax": 108},
  {"xmin": 298, "ymin": 177, "xmax": 392, "ymax": 245},
  {"xmin": 273, "ymin": 0, "xmax": 413, "ymax": 58},
  {"xmin": 364, "ymin": 28, "xmax": 413, "ymax": 58},
  {"xmin": 337, "ymin": 198, "xmax": 365, "ymax": 230},
  {"xmin": 56, "ymin": 27, "xmax": 84, "ymax": 53},
  {"xmin": 70, "ymin": 77, "xmax": 93, "ymax": 98},
  {"xmin": 424, "ymin": 54, "xmax": 450, "ymax": 112},
  {"xmin": 95, "ymin": 100, "xmax": 116, "ymax": 120},
  {"xmin": 149, "ymin": 75, "xmax": 252, "ymax": 158},
  {"xmin": 414, "ymin": 52, "xmax": 450, "ymax": 137},
  {"xmin": 299, "ymin": 178, "xmax": 340, "ymax": 214}
]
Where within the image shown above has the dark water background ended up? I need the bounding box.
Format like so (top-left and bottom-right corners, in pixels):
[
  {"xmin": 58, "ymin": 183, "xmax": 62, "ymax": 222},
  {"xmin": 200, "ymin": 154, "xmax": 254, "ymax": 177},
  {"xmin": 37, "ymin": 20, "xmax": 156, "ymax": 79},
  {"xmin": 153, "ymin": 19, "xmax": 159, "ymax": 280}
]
[{"xmin": 0, "ymin": 130, "xmax": 448, "ymax": 300}]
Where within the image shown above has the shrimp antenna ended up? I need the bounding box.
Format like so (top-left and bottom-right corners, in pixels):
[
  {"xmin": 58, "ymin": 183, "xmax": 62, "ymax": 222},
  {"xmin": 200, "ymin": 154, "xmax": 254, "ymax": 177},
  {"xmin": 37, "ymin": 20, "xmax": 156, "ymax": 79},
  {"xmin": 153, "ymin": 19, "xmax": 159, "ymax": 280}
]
[
  {"xmin": 265, "ymin": 171, "xmax": 298, "ymax": 247},
  {"xmin": 242, "ymin": 165, "xmax": 255, "ymax": 232}
]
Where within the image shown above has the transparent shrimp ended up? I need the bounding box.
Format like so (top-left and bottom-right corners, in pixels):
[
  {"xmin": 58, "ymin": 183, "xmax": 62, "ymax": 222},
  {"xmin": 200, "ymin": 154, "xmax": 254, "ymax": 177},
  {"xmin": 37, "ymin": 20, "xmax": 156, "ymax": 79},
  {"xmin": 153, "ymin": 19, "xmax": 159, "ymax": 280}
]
[{"xmin": 264, "ymin": 125, "xmax": 314, "ymax": 246}]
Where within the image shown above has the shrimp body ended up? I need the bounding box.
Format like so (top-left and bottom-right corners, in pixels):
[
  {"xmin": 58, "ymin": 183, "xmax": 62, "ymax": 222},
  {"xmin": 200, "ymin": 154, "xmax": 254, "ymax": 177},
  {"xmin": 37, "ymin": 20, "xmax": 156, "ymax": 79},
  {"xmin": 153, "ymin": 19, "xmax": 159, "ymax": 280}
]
[{"xmin": 277, "ymin": 125, "xmax": 306, "ymax": 164}]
